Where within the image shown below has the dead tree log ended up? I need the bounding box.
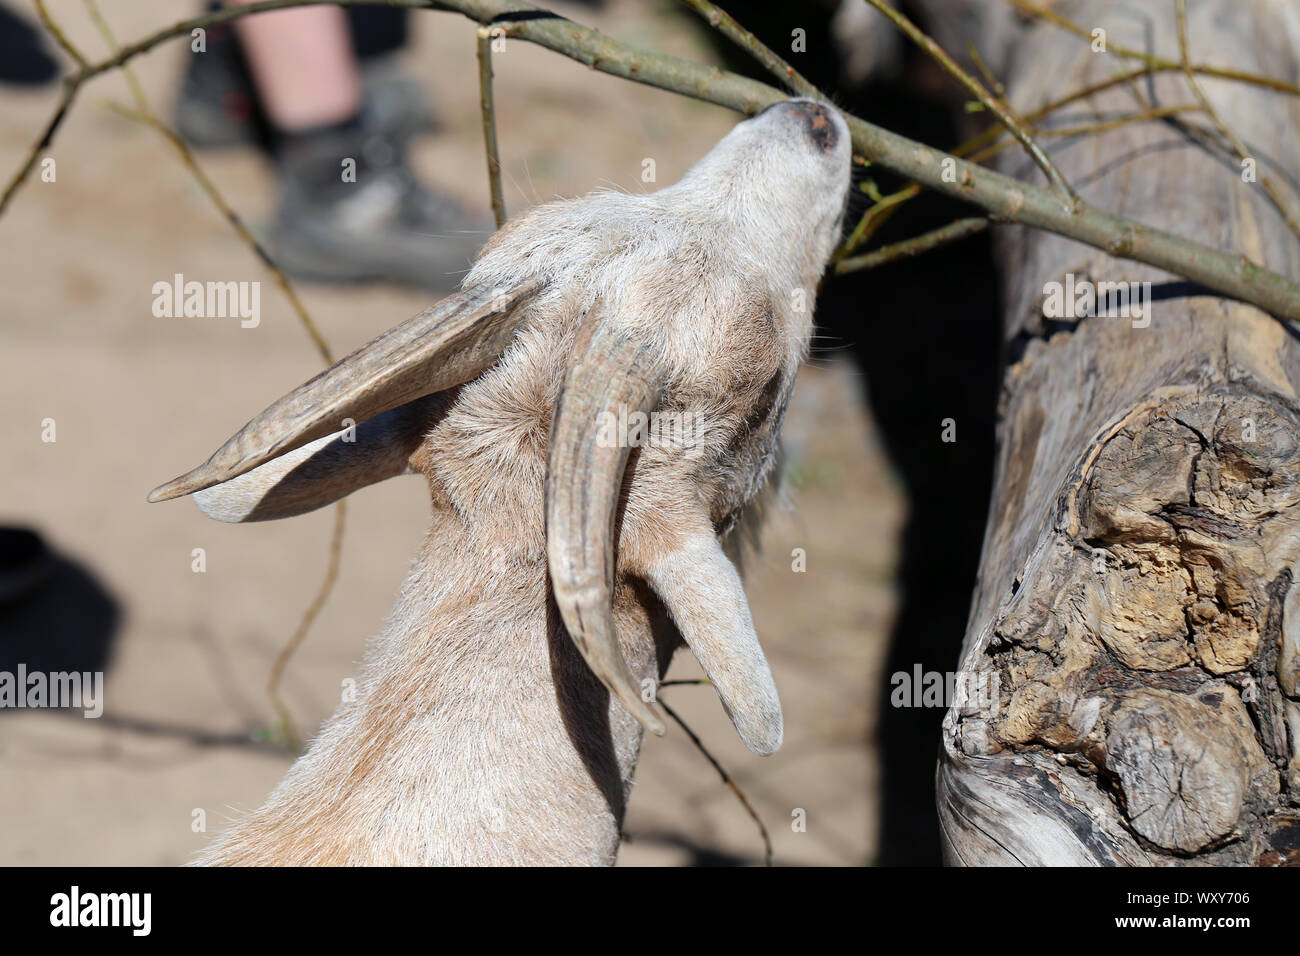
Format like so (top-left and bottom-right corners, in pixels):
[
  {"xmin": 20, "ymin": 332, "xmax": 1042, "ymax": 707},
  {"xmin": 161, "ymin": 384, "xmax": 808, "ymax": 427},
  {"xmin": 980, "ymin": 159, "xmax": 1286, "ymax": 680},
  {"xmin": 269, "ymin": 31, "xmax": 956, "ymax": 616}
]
[{"xmin": 925, "ymin": 0, "xmax": 1300, "ymax": 864}]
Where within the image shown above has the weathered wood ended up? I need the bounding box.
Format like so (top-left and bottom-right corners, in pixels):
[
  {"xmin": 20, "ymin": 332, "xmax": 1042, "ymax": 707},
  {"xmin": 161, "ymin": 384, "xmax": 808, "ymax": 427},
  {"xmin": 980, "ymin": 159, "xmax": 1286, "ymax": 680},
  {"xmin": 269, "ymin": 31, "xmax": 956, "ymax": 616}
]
[{"xmin": 924, "ymin": 0, "xmax": 1300, "ymax": 864}]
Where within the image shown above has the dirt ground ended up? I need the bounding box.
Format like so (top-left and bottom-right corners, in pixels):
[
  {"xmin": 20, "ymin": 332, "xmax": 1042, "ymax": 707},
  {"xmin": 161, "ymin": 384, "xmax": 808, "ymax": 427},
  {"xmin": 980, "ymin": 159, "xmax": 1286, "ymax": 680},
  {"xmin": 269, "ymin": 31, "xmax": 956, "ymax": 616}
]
[{"xmin": 0, "ymin": 0, "xmax": 903, "ymax": 865}]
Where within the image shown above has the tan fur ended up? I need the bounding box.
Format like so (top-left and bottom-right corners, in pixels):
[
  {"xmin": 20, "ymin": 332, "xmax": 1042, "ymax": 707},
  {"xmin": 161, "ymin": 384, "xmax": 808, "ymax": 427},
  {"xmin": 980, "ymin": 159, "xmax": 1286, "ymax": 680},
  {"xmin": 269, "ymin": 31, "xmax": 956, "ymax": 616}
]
[{"xmin": 190, "ymin": 101, "xmax": 851, "ymax": 865}]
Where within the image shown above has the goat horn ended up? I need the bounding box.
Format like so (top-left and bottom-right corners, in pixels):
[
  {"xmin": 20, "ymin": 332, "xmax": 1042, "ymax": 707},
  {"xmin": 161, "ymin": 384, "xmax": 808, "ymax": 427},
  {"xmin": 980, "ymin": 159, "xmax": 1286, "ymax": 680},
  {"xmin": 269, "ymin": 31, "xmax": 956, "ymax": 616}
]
[
  {"xmin": 148, "ymin": 277, "xmax": 544, "ymax": 503},
  {"xmin": 546, "ymin": 312, "xmax": 667, "ymax": 737}
]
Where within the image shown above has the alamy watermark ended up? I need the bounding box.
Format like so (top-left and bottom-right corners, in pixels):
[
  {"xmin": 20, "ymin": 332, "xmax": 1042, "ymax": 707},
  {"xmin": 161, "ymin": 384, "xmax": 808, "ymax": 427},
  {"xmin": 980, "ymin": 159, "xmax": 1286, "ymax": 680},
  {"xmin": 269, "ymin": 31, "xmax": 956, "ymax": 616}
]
[
  {"xmin": 152, "ymin": 273, "xmax": 260, "ymax": 328},
  {"xmin": 890, "ymin": 665, "xmax": 999, "ymax": 713},
  {"xmin": 0, "ymin": 664, "xmax": 103, "ymax": 718},
  {"xmin": 50, "ymin": 886, "xmax": 150, "ymax": 936},
  {"xmin": 1042, "ymin": 272, "xmax": 1151, "ymax": 328},
  {"xmin": 595, "ymin": 406, "xmax": 708, "ymax": 459}
]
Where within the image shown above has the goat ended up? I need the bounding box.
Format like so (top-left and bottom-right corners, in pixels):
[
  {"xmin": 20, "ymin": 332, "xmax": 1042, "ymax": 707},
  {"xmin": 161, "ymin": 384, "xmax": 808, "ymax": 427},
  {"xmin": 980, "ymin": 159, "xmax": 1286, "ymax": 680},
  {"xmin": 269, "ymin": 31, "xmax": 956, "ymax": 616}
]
[{"xmin": 148, "ymin": 99, "xmax": 852, "ymax": 865}]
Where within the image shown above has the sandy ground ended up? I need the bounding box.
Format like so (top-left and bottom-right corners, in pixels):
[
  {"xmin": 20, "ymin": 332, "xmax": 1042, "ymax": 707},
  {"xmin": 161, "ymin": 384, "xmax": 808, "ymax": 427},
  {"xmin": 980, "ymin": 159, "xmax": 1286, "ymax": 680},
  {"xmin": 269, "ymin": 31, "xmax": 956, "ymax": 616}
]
[{"xmin": 0, "ymin": 0, "xmax": 903, "ymax": 865}]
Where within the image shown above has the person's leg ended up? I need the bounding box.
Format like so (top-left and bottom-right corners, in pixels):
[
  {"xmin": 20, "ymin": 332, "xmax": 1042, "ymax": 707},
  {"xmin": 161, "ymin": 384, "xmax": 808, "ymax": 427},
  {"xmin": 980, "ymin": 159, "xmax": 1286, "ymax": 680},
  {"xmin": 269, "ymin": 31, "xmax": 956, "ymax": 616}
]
[
  {"xmin": 231, "ymin": 3, "xmax": 361, "ymax": 132},
  {"xmin": 220, "ymin": 3, "xmax": 487, "ymax": 291},
  {"xmin": 175, "ymin": 4, "xmax": 432, "ymax": 150}
]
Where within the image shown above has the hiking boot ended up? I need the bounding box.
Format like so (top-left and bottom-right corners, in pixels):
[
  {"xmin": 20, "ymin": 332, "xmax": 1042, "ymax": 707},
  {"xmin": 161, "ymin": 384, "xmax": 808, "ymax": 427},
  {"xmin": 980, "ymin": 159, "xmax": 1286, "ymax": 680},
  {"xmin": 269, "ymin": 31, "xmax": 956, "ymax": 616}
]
[{"xmin": 269, "ymin": 127, "xmax": 490, "ymax": 292}]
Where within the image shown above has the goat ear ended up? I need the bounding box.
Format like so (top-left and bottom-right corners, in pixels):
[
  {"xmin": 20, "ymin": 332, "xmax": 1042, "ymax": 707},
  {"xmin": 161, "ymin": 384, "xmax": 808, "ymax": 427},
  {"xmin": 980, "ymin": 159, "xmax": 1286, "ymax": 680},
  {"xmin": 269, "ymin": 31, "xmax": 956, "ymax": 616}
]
[
  {"xmin": 191, "ymin": 395, "xmax": 442, "ymax": 523},
  {"xmin": 148, "ymin": 277, "xmax": 544, "ymax": 505},
  {"xmin": 643, "ymin": 531, "xmax": 783, "ymax": 756}
]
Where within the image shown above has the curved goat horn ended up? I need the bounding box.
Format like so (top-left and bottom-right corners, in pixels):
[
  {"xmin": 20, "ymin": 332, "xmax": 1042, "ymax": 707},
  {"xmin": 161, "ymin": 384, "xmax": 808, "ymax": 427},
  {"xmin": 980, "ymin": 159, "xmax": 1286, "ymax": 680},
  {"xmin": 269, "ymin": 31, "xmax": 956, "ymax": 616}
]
[
  {"xmin": 149, "ymin": 277, "xmax": 544, "ymax": 503},
  {"xmin": 546, "ymin": 312, "xmax": 666, "ymax": 736}
]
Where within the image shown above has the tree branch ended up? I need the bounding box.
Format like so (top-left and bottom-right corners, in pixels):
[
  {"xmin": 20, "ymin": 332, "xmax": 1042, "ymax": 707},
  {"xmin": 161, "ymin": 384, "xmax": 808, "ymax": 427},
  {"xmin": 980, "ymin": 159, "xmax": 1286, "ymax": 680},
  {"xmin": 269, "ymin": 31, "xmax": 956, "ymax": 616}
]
[
  {"xmin": 659, "ymin": 697, "xmax": 773, "ymax": 866},
  {"xmin": 5, "ymin": 0, "xmax": 1300, "ymax": 321},
  {"xmin": 1009, "ymin": 0, "xmax": 1300, "ymax": 96},
  {"xmin": 679, "ymin": 0, "xmax": 819, "ymax": 99},
  {"xmin": 77, "ymin": 0, "xmax": 345, "ymax": 750},
  {"xmin": 1174, "ymin": 0, "xmax": 1300, "ymax": 239},
  {"xmin": 864, "ymin": 0, "xmax": 1077, "ymax": 207},
  {"xmin": 836, "ymin": 217, "xmax": 990, "ymax": 274},
  {"xmin": 35, "ymin": 0, "xmax": 88, "ymax": 67},
  {"xmin": 475, "ymin": 26, "xmax": 506, "ymax": 228}
]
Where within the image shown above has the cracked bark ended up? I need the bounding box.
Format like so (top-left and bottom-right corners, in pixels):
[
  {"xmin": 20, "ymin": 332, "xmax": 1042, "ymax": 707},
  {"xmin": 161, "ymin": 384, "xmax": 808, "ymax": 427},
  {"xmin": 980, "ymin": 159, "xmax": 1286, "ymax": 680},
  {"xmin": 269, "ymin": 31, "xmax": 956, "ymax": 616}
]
[{"xmin": 920, "ymin": 0, "xmax": 1300, "ymax": 865}]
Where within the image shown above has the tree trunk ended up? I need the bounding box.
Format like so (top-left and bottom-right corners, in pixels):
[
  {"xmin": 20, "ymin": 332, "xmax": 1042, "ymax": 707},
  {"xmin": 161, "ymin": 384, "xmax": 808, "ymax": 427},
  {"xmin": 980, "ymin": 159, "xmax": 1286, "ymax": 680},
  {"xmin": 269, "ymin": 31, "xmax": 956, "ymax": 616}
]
[{"xmin": 927, "ymin": 0, "xmax": 1300, "ymax": 864}]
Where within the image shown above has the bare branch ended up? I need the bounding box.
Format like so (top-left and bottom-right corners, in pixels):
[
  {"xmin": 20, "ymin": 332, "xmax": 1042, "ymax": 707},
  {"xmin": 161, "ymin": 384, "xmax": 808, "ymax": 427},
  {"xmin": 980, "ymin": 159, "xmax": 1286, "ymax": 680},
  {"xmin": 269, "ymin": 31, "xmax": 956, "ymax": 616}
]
[
  {"xmin": 34, "ymin": 0, "xmax": 88, "ymax": 67},
  {"xmin": 1174, "ymin": 0, "xmax": 1300, "ymax": 239},
  {"xmin": 1009, "ymin": 0, "xmax": 1300, "ymax": 96},
  {"xmin": 267, "ymin": 500, "xmax": 347, "ymax": 752},
  {"xmin": 80, "ymin": 0, "xmax": 346, "ymax": 750},
  {"xmin": 476, "ymin": 26, "xmax": 507, "ymax": 229},
  {"xmin": 659, "ymin": 697, "xmax": 773, "ymax": 866},
  {"xmin": 1035, "ymin": 103, "xmax": 1201, "ymax": 140},
  {"xmin": 864, "ymin": 0, "xmax": 1077, "ymax": 207},
  {"xmin": 7, "ymin": 0, "xmax": 1300, "ymax": 321},
  {"xmin": 679, "ymin": 0, "xmax": 819, "ymax": 99},
  {"xmin": 836, "ymin": 218, "xmax": 990, "ymax": 274}
]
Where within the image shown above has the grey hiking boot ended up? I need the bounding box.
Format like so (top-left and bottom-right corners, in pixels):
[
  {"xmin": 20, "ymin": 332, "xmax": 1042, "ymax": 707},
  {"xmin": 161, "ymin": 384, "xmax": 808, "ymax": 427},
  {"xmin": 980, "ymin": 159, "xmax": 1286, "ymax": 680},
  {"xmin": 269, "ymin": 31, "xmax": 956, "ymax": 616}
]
[
  {"xmin": 269, "ymin": 128, "xmax": 491, "ymax": 292},
  {"xmin": 356, "ymin": 54, "xmax": 439, "ymax": 145}
]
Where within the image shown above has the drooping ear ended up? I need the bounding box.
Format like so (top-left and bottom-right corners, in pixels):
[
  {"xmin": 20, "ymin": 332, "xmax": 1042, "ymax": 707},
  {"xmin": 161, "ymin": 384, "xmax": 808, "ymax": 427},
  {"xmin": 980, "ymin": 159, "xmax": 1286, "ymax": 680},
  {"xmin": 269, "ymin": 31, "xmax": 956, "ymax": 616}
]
[
  {"xmin": 191, "ymin": 394, "xmax": 443, "ymax": 523},
  {"xmin": 148, "ymin": 277, "xmax": 544, "ymax": 506},
  {"xmin": 641, "ymin": 521, "xmax": 783, "ymax": 756}
]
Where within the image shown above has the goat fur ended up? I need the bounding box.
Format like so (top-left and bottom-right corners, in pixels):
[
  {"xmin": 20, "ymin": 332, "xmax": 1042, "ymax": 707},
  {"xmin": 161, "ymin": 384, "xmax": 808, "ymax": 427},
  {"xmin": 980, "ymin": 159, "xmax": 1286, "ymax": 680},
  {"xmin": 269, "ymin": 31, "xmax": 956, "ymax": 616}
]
[{"xmin": 174, "ymin": 100, "xmax": 851, "ymax": 865}]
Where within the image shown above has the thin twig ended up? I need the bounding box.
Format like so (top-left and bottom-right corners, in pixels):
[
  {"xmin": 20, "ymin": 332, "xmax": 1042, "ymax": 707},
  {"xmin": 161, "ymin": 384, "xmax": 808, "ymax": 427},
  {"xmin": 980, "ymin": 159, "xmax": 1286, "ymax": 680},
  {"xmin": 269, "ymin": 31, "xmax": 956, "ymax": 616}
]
[
  {"xmin": 658, "ymin": 697, "xmax": 773, "ymax": 866},
  {"xmin": 81, "ymin": 0, "xmax": 345, "ymax": 750},
  {"xmin": 966, "ymin": 43, "xmax": 1006, "ymax": 102},
  {"xmin": 1174, "ymin": 0, "xmax": 1300, "ymax": 239},
  {"xmin": 0, "ymin": 80, "xmax": 76, "ymax": 215},
  {"xmin": 679, "ymin": 0, "xmax": 819, "ymax": 99},
  {"xmin": 837, "ymin": 137, "xmax": 1012, "ymax": 260},
  {"xmin": 1008, "ymin": 0, "xmax": 1300, "ymax": 96},
  {"xmin": 98, "ymin": 101, "xmax": 348, "ymax": 750},
  {"xmin": 837, "ymin": 184, "xmax": 921, "ymax": 261},
  {"xmin": 476, "ymin": 26, "xmax": 507, "ymax": 228},
  {"xmin": 81, "ymin": 2, "xmax": 333, "ymax": 363},
  {"xmin": 100, "ymin": 103, "xmax": 334, "ymax": 363},
  {"xmin": 864, "ymin": 0, "xmax": 1077, "ymax": 207},
  {"xmin": 266, "ymin": 499, "xmax": 347, "ymax": 752},
  {"xmin": 921, "ymin": 66, "xmax": 1176, "ymax": 183},
  {"xmin": 34, "ymin": 0, "xmax": 88, "ymax": 67},
  {"xmin": 1018, "ymin": 68, "xmax": 1148, "ymax": 123},
  {"xmin": 1011, "ymin": 0, "xmax": 1300, "ymax": 240},
  {"xmin": 1033, "ymin": 103, "xmax": 1202, "ymax": 140},
  {"xmin": 832, "ymin": 63, "xmax": 1249, "ymax": 266},
  {"xmin": 835, "ymin": 71, "xmax": 1221, "ymax": 260},
  {"xmin": 836, "ymin": 217, "xmax": 990, "ymax": 274},
  {"xmin": 81, "ymin": 0, "xmax": 149, "ymax": 105}
]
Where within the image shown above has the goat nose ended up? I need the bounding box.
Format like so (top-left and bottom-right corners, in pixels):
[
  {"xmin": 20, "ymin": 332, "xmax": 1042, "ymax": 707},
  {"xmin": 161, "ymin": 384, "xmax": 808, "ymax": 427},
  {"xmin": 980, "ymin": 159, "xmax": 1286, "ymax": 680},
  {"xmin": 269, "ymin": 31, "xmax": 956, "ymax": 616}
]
[
  {"xmin": 767, "ymin": 99, "xmax": 840, "ymax": 153},
  {"xmin": 798, "ymin": 101, "xmax": 840, "ymax": 153}
]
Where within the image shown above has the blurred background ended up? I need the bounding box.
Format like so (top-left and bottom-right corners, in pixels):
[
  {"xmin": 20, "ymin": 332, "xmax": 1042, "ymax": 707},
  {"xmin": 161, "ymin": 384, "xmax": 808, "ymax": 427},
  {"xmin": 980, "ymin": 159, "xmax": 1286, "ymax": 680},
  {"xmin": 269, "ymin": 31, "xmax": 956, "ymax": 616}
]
[{"xmin": 0, "ymin": 0, "xmax": 999, "ymax": 865}]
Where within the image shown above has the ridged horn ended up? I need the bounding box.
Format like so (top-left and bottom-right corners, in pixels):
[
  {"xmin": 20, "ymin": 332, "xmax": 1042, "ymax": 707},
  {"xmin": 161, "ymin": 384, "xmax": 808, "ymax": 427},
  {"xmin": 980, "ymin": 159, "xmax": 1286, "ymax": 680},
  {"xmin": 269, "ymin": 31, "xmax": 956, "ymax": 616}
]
[{"xmin": 546, "ymin": 311, "xmax": 666, "ymax": 736}]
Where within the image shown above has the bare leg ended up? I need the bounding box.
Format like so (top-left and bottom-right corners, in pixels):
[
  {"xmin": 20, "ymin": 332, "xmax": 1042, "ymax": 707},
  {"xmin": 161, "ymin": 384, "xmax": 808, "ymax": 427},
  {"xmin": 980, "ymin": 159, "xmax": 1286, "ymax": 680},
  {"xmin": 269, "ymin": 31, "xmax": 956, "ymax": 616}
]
[{"xmin": 231, "ymin": 2, "xmax": 361, "ymax": 132}]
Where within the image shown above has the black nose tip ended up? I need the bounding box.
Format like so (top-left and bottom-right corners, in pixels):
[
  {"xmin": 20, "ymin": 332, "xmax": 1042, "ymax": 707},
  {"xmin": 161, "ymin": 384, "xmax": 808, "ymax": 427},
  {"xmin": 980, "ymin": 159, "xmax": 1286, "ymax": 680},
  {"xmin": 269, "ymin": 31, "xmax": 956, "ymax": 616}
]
[
  {"xmin": 764, "ymin": 100, "xmax": 840, "ymax": 153},
  {"xmin": 802, "ymin": 103, "xmax": 839, "ymax": 153}
]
